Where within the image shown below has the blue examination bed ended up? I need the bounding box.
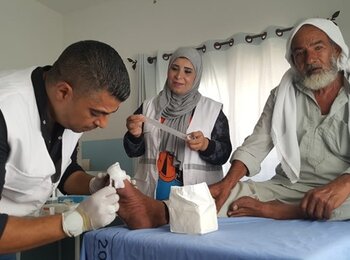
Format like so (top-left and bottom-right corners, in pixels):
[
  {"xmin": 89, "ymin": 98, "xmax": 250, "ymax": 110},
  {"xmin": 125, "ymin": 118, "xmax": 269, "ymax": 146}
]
[{"xmin": 80, "ymin": 217, "xmax": 350, "ymax": 260}]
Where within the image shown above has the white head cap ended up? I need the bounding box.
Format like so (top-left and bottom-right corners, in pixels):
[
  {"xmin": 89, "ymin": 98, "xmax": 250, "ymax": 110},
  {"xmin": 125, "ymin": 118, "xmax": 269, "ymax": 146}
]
[{"xmin": 285, "ymin": 18, "xmax": 350, "ymax": 74}]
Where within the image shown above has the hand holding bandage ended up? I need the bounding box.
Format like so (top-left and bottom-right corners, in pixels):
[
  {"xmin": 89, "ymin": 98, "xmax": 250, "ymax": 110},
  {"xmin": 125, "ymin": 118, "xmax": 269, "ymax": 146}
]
[
  {"xmin": 187, "ymin": 131, "xmax": 209, "ymax": 152},
  {"xmin": 62, "ymin": 186, "xmax": 119, "ymax": 237},
  {"xmin": 126, "ymin": 114, "xmax": 145, "ymax": 138},
  {"xmin": 107, "ymin": 162, "xmax": 132, "ymax": 188},
  {"xmin": 89, "ymin": 172, "xmax": 110, "ymax": 194},
  {"xmin": 90, "ymin": 162, "xmax": 134, "ymax": 194}
]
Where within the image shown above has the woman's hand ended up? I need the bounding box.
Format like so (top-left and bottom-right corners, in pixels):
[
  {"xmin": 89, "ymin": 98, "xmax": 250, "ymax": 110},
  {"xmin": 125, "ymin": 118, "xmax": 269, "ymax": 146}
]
[
  {"xmin": 126, "ymin": 114, "xmax": 145, "ymax": 138},
  {"xmin": 187, "ymin": 131, "xmax": 209, "ymax": 151}
]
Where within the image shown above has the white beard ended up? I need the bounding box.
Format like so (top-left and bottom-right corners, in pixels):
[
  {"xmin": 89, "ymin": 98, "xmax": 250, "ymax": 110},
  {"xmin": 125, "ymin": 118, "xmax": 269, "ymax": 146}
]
[{"xmin": 297, "ymin": 57, "xmax": 339, "ymax": 91}]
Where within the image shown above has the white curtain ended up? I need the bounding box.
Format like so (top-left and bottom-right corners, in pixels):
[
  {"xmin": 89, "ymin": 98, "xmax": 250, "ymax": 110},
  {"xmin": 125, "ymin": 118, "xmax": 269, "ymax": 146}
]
[{"xmin": 137, "ymin": 25, "xmax": 291, "ymax": 181}]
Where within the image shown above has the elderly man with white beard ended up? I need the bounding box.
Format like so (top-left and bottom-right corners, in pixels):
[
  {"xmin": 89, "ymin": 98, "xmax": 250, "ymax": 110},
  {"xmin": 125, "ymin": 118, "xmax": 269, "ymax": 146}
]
[
  {"xmin": 210, "ymin": 17, "xmax": 350, "ymax": 221},
  {"xmin": 111, "ymin": 18, "xmax": 350, "ymax": 230}
]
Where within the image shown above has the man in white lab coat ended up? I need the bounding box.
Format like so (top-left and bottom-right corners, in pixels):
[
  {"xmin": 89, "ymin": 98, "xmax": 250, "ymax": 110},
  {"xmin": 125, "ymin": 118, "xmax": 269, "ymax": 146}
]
[{"xmin": 0, "ymin": 40, "xmax": 130, "ymax": 257}]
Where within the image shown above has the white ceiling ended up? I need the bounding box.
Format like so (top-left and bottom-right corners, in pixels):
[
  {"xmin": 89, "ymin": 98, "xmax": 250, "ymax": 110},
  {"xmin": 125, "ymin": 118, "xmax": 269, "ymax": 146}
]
[{"xmin": 36, "ymin": 0, "xmax": 113, "ymax": 14}]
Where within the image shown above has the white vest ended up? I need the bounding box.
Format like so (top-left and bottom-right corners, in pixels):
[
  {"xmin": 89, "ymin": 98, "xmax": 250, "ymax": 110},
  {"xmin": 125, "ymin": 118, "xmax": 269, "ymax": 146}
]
[
  {"xmin": 134, "ymin": 96, "xmax": 223, "ymax": 198},
  {"xmin": 0, "ymin": 67, "xmax": 82, "ymax": 216}
]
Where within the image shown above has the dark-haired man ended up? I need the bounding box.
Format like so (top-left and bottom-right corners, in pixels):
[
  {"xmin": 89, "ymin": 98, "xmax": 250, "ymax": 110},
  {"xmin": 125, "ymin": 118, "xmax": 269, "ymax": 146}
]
[{"xmin": 0, "ymin": 40, "xmax": 130, "ymax": 256}]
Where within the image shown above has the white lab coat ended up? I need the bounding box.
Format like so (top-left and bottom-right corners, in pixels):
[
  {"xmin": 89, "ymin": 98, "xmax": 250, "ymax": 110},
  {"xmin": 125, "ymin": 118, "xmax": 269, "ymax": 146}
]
[{"xmin": 0, "ymin": 67, "xmax": 82, "ymax": 216}]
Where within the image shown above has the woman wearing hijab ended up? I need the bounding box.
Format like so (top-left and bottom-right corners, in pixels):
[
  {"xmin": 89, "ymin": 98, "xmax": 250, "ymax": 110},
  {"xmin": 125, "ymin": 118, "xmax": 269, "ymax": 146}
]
[{"xmin": 123, "ymin": 47, "xmax": 232, "ymax": 200}]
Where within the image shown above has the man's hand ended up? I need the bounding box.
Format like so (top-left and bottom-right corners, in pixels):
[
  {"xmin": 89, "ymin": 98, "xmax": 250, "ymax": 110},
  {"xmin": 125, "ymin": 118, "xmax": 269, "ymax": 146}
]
[
  {"xmin": 300, "ymin": 174, "xmax": 350, "ymax": 219},
  {"xmin": 126, "ymin": 114, "xmax": 145, "ymax": 138},
  {"xmin": 209, "ymin": 180, "xmax": 232, "ymax": 212},
  {"xmin": 62, "ymin": 186, "xmax": 119, "ymax": 237},
  {"xmin": 89, "ymin": 172, "xmax": 110, "ymax": 194},
  {"xmin": 210, "ymin": 160, "xmax": 248, "ymax": 212}
]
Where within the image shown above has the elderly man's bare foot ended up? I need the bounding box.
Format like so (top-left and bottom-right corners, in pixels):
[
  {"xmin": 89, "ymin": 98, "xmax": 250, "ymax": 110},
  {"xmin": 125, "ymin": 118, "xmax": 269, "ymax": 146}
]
[
  {"xmin": 116, "ymin": 180, "xmax": 169, "ymax": 229},
  {"xmin": 227, "ymin": 196, "xmax": 305, "ymax": 219}
]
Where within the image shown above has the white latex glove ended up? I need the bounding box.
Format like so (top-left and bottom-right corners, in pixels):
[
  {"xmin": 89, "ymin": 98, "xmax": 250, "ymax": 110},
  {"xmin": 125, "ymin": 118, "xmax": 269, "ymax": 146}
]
[
  {"xmin": 62, "ymin": 186, "xmax": 119, "ymax": 237},
  {"xmin": 89, "ymin": 172, "xmax": 109, "ymax": 194}
]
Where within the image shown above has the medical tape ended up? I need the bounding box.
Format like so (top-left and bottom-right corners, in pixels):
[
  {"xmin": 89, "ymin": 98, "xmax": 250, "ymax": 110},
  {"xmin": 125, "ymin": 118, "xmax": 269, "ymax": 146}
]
[{"xmin": 144, "ymin": 116, "xmax": 188, "ymax": 141}]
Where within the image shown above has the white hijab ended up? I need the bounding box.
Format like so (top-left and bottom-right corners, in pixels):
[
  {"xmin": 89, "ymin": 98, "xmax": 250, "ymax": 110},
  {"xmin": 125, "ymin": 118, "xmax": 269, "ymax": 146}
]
[{"xmin": 271, "ymin": 18, "xmax": 350, "ymax": 183}]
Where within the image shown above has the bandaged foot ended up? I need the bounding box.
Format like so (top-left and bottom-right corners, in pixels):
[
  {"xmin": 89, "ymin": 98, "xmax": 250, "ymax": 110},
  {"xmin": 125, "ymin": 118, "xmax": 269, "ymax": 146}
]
[
  {"xmin": 116, "ymin": 180, "xmax": 168, "ymax": 229},
  {"xmin": 90, "ymin": 162, "xmax": 133, "ymax": 194},
  {"xmin": 107, "ymin": 162, "xmax": 131, "ymax": 188}
]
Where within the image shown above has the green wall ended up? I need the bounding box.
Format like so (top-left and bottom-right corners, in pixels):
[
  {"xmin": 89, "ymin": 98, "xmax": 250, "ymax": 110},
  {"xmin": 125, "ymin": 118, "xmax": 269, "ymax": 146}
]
[{"xmin": 81, "ymin": 138, "xmax": 134, "ymax": 176}]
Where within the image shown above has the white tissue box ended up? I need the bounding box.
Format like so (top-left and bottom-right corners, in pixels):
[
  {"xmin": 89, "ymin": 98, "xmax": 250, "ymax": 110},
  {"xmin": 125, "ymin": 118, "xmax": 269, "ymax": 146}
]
[{"xmin": 168, "ymin": 182, "xmax": 218, "ymax": 234}]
